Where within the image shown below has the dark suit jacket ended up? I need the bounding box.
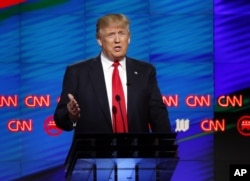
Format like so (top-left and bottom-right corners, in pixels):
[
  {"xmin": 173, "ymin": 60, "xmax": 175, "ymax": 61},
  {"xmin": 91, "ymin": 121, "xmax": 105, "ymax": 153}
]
[{"xmin": 54, "ymin": 56, "xmax": 171, "ymax": 133}]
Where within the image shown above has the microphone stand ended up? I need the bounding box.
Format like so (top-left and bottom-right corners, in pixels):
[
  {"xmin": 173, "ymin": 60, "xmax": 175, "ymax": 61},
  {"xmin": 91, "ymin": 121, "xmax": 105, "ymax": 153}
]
[
  {"xmin": 112, "ymin": 106, "xmax": 117, "ymax": 132},
  {"xmin": 115, "ymin": 95, "xmax": 127, "ymax": 132}
]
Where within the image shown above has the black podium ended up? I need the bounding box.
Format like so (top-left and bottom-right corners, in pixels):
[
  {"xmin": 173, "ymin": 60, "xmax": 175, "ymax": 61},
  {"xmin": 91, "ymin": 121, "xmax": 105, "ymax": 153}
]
[{"xmin": 65, "ymin": 133, "xmax": 178, "ymax": 181}]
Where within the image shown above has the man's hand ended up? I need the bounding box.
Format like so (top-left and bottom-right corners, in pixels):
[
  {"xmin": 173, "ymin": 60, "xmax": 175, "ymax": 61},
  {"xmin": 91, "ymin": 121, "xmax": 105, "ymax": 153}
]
[{"xmin": 67, "ymin": 93, "xmax": 80, "ymax": 121}]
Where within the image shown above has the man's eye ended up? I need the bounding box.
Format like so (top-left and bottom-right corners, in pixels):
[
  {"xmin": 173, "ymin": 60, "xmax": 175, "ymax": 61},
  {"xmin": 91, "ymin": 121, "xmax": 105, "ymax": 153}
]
[{"xmin": 107, "ymin": 33, "xmax": 114, "ymax": 37}]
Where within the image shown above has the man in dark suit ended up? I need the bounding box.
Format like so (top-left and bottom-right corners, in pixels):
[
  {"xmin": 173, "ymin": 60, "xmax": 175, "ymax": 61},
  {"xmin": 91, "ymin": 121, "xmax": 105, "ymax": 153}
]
[{"xmin": 54, "ymin": 14, "xmax": 171, "ymax": 133}]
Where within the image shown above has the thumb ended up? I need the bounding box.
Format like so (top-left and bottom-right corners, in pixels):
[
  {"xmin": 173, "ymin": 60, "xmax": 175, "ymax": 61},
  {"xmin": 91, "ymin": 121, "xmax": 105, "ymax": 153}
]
[{"xmin": 68, "ymin": 93, "xmax": 75, "ymax": 102}]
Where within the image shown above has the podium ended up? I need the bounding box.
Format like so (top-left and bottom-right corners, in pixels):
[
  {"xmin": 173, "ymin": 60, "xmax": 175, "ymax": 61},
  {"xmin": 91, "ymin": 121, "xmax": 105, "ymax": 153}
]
[{"xmin": 65, "ymin": 133, "xmax": 178, "ymax": 181}]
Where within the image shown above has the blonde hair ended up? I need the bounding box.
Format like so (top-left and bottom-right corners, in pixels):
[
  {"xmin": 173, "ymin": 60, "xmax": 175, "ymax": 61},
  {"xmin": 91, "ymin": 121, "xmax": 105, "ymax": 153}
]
[{"xmin": 96, "ymin": 14, "xmax": 130, "ymax": 38}]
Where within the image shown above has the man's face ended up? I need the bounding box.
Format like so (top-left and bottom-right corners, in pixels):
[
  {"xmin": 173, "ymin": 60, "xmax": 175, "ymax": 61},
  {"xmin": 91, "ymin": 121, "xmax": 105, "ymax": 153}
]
[{"xmin": 97, "ymin": 25, "xmax": 130, "ymax": 61}]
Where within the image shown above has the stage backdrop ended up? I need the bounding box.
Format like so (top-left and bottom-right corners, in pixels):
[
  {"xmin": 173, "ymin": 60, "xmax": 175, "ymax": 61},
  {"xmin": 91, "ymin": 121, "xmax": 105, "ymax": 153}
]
[{"xmin": 0, "ymin": 0, "xmax": 249, "ymax": 180}]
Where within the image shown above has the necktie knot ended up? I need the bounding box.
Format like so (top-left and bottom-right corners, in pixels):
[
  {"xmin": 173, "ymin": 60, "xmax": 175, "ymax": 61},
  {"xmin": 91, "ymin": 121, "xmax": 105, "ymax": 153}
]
[{"xmin": 113, "ymin": 61, "xmax": 120, "ymax": 68}]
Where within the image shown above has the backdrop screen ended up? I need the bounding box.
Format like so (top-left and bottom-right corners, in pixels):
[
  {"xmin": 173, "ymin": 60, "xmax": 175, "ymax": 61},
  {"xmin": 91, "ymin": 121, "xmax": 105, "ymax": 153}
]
[{"xmin": 1, "ymin": 0, "xmax": 250, "ymax": 180}]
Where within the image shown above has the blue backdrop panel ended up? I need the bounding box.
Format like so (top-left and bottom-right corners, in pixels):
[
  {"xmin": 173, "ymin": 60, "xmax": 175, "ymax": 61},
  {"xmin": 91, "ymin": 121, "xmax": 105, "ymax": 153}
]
[
  {"xmin": 85, "ymin": 0, "xmax": 149, "ymax": 14},
  {"xmin": 149, "ymin": 15, "xmax": 213, "ymax": 63},
  {"xmin": 214, "ymin": 14, "xmax": 250, "ymax": 64},
  {"xmin": 149, "ymin": 0, "xmax": 213, "ymax": 14},
  {"xmin": 214, "ymin": 63, "xmax": 250, "ymax": 97},
  {"xmin": 215, "ymin": 0, "xmax": 250, "ymax": 14},
  {"xmin": 0, "ymin": 16, "xmax": 20, "ymax": 63},
  {"xmin": 20, "ymin": 14, "xmax": 85, "ymax": 64}
]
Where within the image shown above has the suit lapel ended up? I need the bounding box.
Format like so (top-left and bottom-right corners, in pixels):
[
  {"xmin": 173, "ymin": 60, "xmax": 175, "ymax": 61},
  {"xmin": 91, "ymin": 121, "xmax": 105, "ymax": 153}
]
[
  {"xmin": 89, "ymin": 57, "xmax": 112, "ymax": 127},
  {"xmin": 126, "ymin": 58, "xmax": 141, "ymax": 123}
]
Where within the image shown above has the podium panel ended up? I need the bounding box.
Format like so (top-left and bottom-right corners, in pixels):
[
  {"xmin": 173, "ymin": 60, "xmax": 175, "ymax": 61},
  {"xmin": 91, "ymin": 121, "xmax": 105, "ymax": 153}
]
[{"xmin": 65, "ymin": 133, "xmax": 178, "ymax": 181}]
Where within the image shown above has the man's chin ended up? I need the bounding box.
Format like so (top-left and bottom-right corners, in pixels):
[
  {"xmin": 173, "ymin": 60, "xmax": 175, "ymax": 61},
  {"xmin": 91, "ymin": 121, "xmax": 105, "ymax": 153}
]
[{"xmin": 112, "ymin": 54, "xmax": 125, "ymax": 60}]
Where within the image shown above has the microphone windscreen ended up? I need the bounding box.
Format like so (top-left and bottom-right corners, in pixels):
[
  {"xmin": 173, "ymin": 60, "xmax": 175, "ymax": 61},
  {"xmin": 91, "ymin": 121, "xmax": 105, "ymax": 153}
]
[
  {"xmin": 112, "ymin": 106, "xmax": 117, "ymax": 114},
  {"xmin": 115, "ymin": 95, "xmax": 121, "ymax": 101}
]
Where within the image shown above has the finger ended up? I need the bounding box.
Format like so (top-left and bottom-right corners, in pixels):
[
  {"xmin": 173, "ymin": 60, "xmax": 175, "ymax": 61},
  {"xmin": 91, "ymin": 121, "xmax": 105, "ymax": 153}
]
[
  {"xmin": 67, "ymin": 93, "xmax": 80, "ymax": 119},
  {"xmin": 68, "ymin": 93, "xmax": 76, "ymax": 102}
]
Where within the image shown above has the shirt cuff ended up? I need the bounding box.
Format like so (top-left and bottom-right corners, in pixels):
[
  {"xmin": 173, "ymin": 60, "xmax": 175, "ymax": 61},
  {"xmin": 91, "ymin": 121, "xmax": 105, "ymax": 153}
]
[{"xmin": 71, "ymin": 120, "xmax": 77, "ymax": 127}]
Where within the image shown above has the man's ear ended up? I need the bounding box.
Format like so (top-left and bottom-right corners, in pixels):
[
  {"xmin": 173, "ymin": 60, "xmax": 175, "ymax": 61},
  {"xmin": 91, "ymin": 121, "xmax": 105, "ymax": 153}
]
[
  {"xmin": 128, "ymin": 33, "xmax": 131, "ymax": 44},
  {"xmin": 97, "ymin": 38, "xmax": 102, "ymax": 47}
]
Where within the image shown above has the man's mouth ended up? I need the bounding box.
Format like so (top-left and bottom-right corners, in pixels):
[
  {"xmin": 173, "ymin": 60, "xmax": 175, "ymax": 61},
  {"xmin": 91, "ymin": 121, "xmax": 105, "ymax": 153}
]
[{"xmin": 114, "ymin": 46, "xmax": 121, "ymax": 51}]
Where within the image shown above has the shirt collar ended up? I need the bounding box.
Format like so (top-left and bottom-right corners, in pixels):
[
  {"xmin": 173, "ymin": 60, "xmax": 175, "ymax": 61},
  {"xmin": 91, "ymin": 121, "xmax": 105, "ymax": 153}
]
[{"xmin": 100, "ymin": 52, "xmax": 126, "ymax": 71}]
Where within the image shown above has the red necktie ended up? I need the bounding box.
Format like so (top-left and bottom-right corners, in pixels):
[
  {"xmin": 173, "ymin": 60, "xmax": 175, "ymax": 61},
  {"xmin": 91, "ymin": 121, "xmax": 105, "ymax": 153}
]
[{"xmin": 112, "ymin": 61, "xmax": 128, "ymax": 133}]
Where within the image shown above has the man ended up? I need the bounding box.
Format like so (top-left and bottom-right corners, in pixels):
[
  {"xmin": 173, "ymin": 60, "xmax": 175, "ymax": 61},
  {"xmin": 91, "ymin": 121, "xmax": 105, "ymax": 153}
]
[{"xmin": 54, "ymin": 14, "xmax": 171, "ymax": 133}]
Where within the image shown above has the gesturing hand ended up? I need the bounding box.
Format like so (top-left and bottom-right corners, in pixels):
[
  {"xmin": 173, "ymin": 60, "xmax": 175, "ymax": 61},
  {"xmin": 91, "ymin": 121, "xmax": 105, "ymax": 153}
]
[{"xmin": 67, "ymin": 93, "xmax": 80, "ymax": 121}]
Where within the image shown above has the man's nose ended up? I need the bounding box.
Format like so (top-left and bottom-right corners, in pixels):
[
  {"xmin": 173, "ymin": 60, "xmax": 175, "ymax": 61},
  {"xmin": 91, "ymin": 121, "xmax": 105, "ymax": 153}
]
[{"xmin": 114, "ymin": 34, "xmax": 121, "ymax": 42}]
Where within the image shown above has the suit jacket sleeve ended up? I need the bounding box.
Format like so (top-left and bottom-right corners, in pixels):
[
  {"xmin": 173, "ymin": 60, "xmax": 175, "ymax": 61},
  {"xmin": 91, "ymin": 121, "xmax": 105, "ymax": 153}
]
[{"xmin": 54, "ymin": 65, "xmax": 77, "ymax": 131}]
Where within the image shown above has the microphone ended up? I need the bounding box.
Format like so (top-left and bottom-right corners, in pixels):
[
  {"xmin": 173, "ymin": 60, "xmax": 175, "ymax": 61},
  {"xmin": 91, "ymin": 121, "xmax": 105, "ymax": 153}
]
[
  {"xmin": 115, "ymin": 95, "xmax": 127, "ymax": 132},
  {"xmin": 115, "ymin": 95, "xmax": 121, "ymax": 102}
]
